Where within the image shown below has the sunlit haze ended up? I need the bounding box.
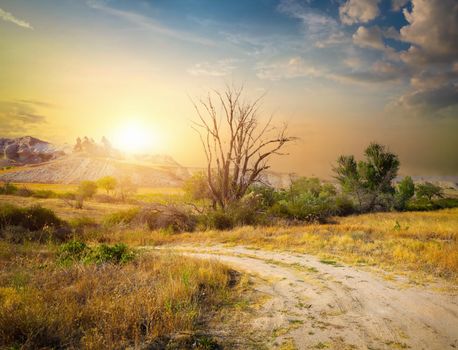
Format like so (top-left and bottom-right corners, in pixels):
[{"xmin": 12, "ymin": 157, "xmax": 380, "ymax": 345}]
[{"xmin": 1, "ymin": 0, "xmax": 457, "ymax": 177}]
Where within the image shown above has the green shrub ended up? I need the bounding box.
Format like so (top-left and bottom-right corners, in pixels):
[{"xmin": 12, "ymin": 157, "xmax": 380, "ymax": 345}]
[
  {"xmin": 0, "ymin": 182, "xmax": 18, "ymax": 195},
  {"xmin": 0, "ymin": 204, "xmax": 70, "ymax": 243},
  {"xmin": 58, "ymin": 241, "xmax": 134, "ymax": 265},
  {"xmin": 334, "ymin": 195, "xmax": 355, "ymax": 216},
  {"xmin": 69, "ymin": 216, "xmax": 98, "ymax": 233},
  {"xmin": 58, "ymin": 240, "xmax": 91, "ymax": 264},
  {"xmin": 16, "ymin": 187, "xmax": 33, "ymax": 197},
  {"xmin": 103, "ymin": 208, "xmax": 140, "ymax": 226},
  {"xmin": 406, "ymin": 197, "xmax": 458, "ymax": 211},
  {"xmin": 31, "ymin": 190, "xmax": 57, "ymax": 199},
  {"xmin": 0, "ymin": 204, "xmax": 63, "ymax": 231},
  {"xmin": 91, "ymin": 243, "xmax": 135, "ymax": 264},
  {"xmin": 77, "ymin": 180, "xmax": 98, "ymax": 199},
  {"xmin": 202, "ymin": 210, "xmax": 234, "ymax": 230}
]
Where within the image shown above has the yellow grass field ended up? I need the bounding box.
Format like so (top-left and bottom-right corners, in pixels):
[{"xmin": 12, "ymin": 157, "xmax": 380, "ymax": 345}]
[
  {"xmin": 109, "ymin": 209, "xmax": 458, "ymax": 284},
  {"xmin": 0, "ymin": 242, "xmax": 248, "ymax": 349}
]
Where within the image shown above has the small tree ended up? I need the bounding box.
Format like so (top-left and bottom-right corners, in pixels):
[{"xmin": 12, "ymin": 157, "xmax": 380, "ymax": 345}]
[
  {"xmin": 77, "ymin": 181, "xmax": 98, "ymax": 199},
  {"xmin": 183, "ymin": 171, "xmax": 212, "ymax": 202},
  {"xmin": 395, "ymin": 176, "xmax": 415, "ymax": 210},
  {"xmin": 97, "ymin": 176, "xmax": 117, "ymax": 195},
  {"xmin": 416, "ymin": 182, "xmax": 443, "ymax": 201},
  {"xmin": 74, "ymin": 180, "xmax": 98, "ymax": 209},
  {"xmin": 191, "ymin": 85, "xmax": 295, "ymax": 210},
  {"xmin": 117, "ymin": 176, "xmax": 137, "ymax": 201},
  {"xmin": 333, "ymin": 143, "xmax": 400, "ymax": 212}
]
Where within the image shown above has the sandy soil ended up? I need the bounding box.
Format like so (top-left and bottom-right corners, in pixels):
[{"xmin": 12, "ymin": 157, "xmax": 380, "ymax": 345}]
[{"xmin": 156, "ymin": 245, "xmax": 458, "ymax": 350}]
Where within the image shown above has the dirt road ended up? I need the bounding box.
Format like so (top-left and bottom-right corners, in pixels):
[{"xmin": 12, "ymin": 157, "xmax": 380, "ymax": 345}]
[{"xmin": 156, "ymin": 245, "xmax": 458, "ymax": 350}]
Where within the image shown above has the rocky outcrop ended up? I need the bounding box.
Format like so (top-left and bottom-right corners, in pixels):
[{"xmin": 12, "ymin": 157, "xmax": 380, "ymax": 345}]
[{"xmin": 0, "ymin": 136, "xmax": 65, "ymax": 165}]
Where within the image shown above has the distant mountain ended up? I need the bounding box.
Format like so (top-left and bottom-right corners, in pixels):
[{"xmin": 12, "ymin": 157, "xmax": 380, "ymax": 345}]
[
  {"xmin": 0, "ymin": 136, "xmax": 189, "ymax": 186},
  {"xmin": 0, "ymin": 136, "xmax": 65, "ymax": 166}
]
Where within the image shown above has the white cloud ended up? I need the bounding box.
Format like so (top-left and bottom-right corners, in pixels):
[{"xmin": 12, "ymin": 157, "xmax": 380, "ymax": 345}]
[
  {"xmin": 352, "ymin": 26, "xmax": 385, "ymax": 50},
  {"xmin": 395, "ymin": 0, "xmax": 458, "ymax": 113},
  {"xmin": 256, "ymin": 57, "xmax": 325, "ymax": 81},
  {"xmin": 86, "ymin": 1, "xmax": 215, "ymax": 46},
  {"xmin": 0, "ymin": 7, "xmax": 33, "ymax": 29},
  {"xmin": 339, "ymin": 0, "xmax": 380, "ymax": 25},
  {"xmin": 400, "ymin": 0, "xmax": 458, "ymax": 65},
  {"xmin": 187, "ymin": 59, "xmax": 239, "ymax": 77}
]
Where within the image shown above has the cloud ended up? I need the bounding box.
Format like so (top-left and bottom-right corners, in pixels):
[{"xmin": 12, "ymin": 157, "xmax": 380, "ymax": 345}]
[
  {"xmin": 278, "ymin": 0, "xmax": 344, "ymax": 47},
  {"xmin": 339, "ymin": 0, "xmax": 380, "ymax": 25},
  {"xmin": 256, "ymin": 57, "xmax": 325, "ymax": 81},
  {"xmin": 0, "ymin": 101, "xmax": 47, "ymax": 134},
  {"xmin": 187, "ymin": 59, "xmax": 239, "ymax": 77},
  {"xmin": 86, "ymin": 1, "xmax": 215, "ymax": 46},
  {"xmin": 17, "ymin": 99, "xmax": 56, "ymax": 108},
  {"xmin": 394, "ymin": 0, "xmax": 458, "ymax": 113},
  {"xmin": 352, "ymin": 26, "xmax": 385, "ymax": 50},
  {"xmin": 399, "ymin": 0, "xmax": 458, "ymax": 65},
  {"xmin": 0, "ymin": 7, "xmax": 33, "ymax": 29},
  {"xmin": 392, "ymin": 0, "xmax": 410, "ymax": 11},
  {"xmin": 398, "ymin": 83, "xmax": 458, "ymax": 112}
]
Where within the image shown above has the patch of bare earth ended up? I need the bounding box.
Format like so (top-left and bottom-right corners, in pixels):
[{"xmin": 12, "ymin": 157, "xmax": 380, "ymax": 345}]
[{"xmin": 151, "ymin": 245, "xmax": 458, "ymax": 350}]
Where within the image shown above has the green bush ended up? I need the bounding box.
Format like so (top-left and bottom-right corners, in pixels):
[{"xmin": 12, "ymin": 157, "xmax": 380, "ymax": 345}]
[
  {"xmin": 31, "ymin": 190, "xmax": 57, "ymax": 199},
  {"xmin": 202, "ymin": 210, "xmax": 234, "ymax": 230},
  {"xmin": 58, "ymin": 240, "xmax": 91, "ymax": 264},
  {"xmin": 103, "ymin": 208, "xmax": 140, "ymax": 226},
  {"xmin": 271, "ymin": 194, "xmax": 336, "ymax": 223},
  {"xmin": 91, "ymin": 243, "xmax": 135, "ymax": 264},
  {"xmin": 0, "ymin": 204, "xmax": 70, "ymax": 243},
  {"xmin": 0, "ymin": 204, "xmax": 63, "ymax": 231},
  {"xmin": 16, "ymin": 187, "xmax": 33, "ymax": 197},
  {"xmin": 406, "ymin": 197, "xmax": 458, "ymax": 211},
  {"xmin": 58, "ymin": 241, "xmax": 134, "ymax": 265},
  {"xmin": 69, "ymin": 216, "xmax": 98, "ymax": 233},
  {"xmin": 0, "ymin": 182, "xmax": 18, "ymax": 195}
]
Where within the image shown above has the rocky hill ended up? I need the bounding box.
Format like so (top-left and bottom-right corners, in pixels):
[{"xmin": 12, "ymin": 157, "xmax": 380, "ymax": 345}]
[
  {"xmin": 0, "ymin": 136, "xmax": 189, "ymax": 186},
  {"xmin": 0, "ymin": 136, "xmax": 65, "ymax": 166}
]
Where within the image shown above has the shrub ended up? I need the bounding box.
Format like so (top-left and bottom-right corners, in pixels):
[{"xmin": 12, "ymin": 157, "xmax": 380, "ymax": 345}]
[
  {"xmin": 103, "ymin": 208, "xmax": 140, "ymax": 226},
  {"xmin": 202, "ymin": 210, "xmax": 234, "ymax": 230},
  {"xmin": 31, "ymin": 189, "xmax": 57, "ymax": 199},
  {"xmin": 0, "ymin": 182, "xmax": 18, "ymax": 195},
  {"xmin": 416, "ymin": 182, "xmax": 444, "ymax": 201},
  {"xmin": 90, "ymin": 243, "xmax": 135, "ymax": 264},
  {"xmin": 69, "ymin": 216, "xmax": 98, "ymax": 233},
  {"xmin": 15, "ymin": 187, "xmax": 33, "ymax": 197},
  {"xmin": 77, "ymin": 180, "xmax": 98, "ymax": 199},
  {"xmin": 334, "ymin": 195, "xmax": 356, "ymax": 216},
  {"xmin": 395, "ymin": 176, "xmax": 415, "ymax": 210},
  {"xmin": 138, "ymin": 206, "xmax": 197, "ymax": 233},
  {"xmin": 183, "ymin": 171, "xmax": 212, "ymax": 201},
  {"xmin": 0, "ymin": 204, "xmax": 70, "ymax": 243},
  {"xmin": 58, "ymin": 240, "xmax": 91, "ymax": 264},
  {"xmin": 97, "ymin": 176, "xmax": 117, "ymax": 195},
  {"xmin": 0, "ymin": 204, "xmax": 63, "ymax": 231},
  {"xmin": 273, "ymin": 194, "xmax": 336, "ymax": 223}
]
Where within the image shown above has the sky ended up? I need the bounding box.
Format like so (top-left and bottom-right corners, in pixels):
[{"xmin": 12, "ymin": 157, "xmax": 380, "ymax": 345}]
[{"xmin": 0, "ymin": 0, "xmax": 457, "ymax": 177}]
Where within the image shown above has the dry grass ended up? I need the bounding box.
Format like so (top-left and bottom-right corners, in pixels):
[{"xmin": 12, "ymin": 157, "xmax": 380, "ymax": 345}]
[
  {"xmin": 0, "ymin": 241, "xmax": 238, "ymax": 349},
  {"xmin": 0, "ymin": 194, "xmax": 135, "ymax": 222},
  {"xmin": 102, "ymin": 209, "xmax": 458, "ymax": 283}
]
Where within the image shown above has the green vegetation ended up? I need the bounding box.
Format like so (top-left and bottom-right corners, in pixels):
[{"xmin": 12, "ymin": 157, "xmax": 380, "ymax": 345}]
[
  {"xmin": 96, "ymin": 176, "xmax": 117, "ymax": 194},
  {"xmin": 333, "ymin": 143, "xmax": 399, "ymax": 212}
]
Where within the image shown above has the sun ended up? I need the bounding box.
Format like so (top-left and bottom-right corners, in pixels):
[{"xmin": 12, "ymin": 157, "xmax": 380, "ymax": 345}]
[{"xmin": 112, "ymin": 121, "xmax": 155, "ymax": 154}]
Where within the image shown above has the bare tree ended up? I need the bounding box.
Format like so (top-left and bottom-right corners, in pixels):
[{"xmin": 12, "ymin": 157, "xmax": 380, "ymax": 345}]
[{"xmin": 191, "ymin": 85, "xmax": 296, "ymax": 209}]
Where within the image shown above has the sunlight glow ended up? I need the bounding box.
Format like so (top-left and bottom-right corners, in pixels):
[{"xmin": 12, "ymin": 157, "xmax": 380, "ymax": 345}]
[{"xmin": 112, "ymin": 120, "xmax": 157, "ymax": 154}]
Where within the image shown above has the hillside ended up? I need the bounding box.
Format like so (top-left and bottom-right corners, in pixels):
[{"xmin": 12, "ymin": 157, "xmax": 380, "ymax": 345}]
[{"xmin": 0, "ymin": 154, "xmax": 189, "ymax": 187}]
